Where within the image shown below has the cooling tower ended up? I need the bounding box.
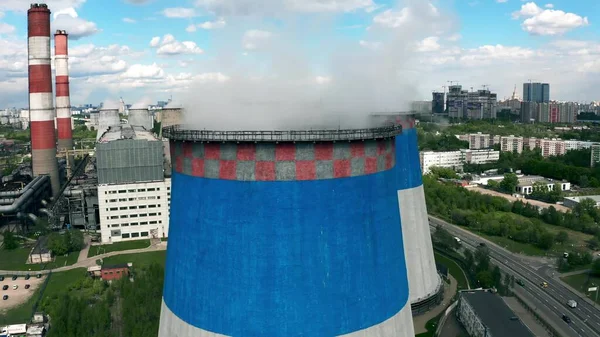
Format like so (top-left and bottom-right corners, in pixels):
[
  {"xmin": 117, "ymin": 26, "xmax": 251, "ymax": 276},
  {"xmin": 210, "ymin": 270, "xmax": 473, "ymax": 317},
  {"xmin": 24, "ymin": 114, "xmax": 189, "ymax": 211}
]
[
  {"xmin": 159, "ymin": 126, "xmax": 415, "ymax": 337},
  {"xmin": 394, "ymin": 115, "xmax": 441, "ymax": 314},
  {"xmin": 96, "ymin": 108, "xmax": 120, "ymax": 140},
  {"xmin": 28, "ymin": 3, "xmax": 60, "ymax": 196},
  {"xmin": 127, "ymin": 108, "xmax": 152, "ymax": 130},
  {"xmin": 159, "ymin": 104, "xmax": 182, "ymax": 128}
]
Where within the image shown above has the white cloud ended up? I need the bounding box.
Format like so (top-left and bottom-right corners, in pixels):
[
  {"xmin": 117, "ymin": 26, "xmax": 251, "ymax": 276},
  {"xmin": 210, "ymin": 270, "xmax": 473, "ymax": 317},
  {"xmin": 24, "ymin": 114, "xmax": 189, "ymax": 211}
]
[
  {"xmin": 186, "ymin": 24, "xmax": 197, "ymax": 33},
  {"xmin": 122, "ymin": 63, "xmax": 165, "ymax": 79},
  {"xmin": 194, "ymin": 0, "xmax": 377, "ymax": 15},
  {"xmin": 123, "ymin": 17, "xmax": 136, "ymax": 23},
  {"xmin": 243, "ymin": 30, "xmax": 273, "ymax": 50},
  {"xmin": 52, "ymin": 8, "xmax": 99, "ymax": 39},
  {"xmin": 315, "ymin": 76, "xmax": 331, "ymax": 84},
  {"xmin": 496, "ymin": 0, "xmax": 508, "ymax": 3},
  {"xmin": 0, "ymin": 11, "xmax": 4, "ymax": 19},
  {"xmin": 150, "ymin": 34, "xmax": 204, "ymax": 55},
  {"xmin": 125, "ymin": 0, "xmax": 151, "ymax": 4},
  {"xmin": 162, "ymin": 7, "xmax": 197, "ymax": 18},
  {"xmin": 198, "ymin": 18, "xmax": 226, "ymax": 29},
  {"xmin": 0, "ymin": 0, "xmax": 85, "ymax": 12},
  {"xmin": 512, "ymin": 2, "xmax": 589, "ymax": 36},
  {"xmin": 447, "ymin": 33, "xmax": 461, "ymax": 42},
  {"xmin": 0, "ymin": 22, "xmax": 15, "ymax": 34},
  {"xmin": 68, "ymin": 44, "xmax": 131, "ymax": 77},
  {"xmin": 372, "ymin": 8, "xmax": 410, "ymax": 28},
  {"xmin": 359, "ymin": 40, "xmax": 382, "ymax": 50},
  {"xmin": 416, "ymin": 36, "xmax": 440, "ymax": 52},
  {"xmin": 545, "ymin": 4, "xmax": 554, "ymax": 9}
]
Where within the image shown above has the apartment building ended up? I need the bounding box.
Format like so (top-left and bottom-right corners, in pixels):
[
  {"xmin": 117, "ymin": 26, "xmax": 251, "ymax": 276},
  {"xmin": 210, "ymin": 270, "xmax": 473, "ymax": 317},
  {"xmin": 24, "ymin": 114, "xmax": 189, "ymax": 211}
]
[{"xmin": 500, "ymin": 135, "xmax": 524, "ymax": 154}]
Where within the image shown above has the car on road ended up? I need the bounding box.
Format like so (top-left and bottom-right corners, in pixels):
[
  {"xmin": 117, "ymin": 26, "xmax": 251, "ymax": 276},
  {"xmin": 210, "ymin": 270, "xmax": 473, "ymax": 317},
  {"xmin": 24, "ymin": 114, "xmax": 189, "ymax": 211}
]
[
  {"xmin": 454, "ymin": 237, "xmax": 461, "ymax": 244},
  {"xmin": 479, "ymin": 242, "xmax": 486, "ymax": 247},
  {"xmin": 11, "ymin": 275, "xmax": 17, "ymax": 281},
  {"xmin": 516, "ymin": 279, "xmax": 525, "ymax": 287},
  {"xmin": 540, "ymin": 282, "xmax": 548, "ymax": 288},
  {"xmin": 24, "ymin": 284, "xmax": 30, "ymax": 290},
  {"xmin": 2, "ymin": 295, "xmax": 7, "ymax": 300},
  {"xmin": 12, "ymin": 285, "xmax": 18, "ymax": 290},
  {"xmin": 2, "ymin": 285, "xmax": 7, "ymax": 290},
  {"xmin": 562, "ymin": 314, "xmax": 572, "ymax": 324},
  {"xmin": 567, "ymin": 300, "xmax": 577, "ymax": 308}
]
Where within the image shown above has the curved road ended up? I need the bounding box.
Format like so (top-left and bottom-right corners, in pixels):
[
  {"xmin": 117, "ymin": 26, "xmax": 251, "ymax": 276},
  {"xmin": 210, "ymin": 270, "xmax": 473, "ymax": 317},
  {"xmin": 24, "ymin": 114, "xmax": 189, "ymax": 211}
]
[{"xmin": 430, "ymin": 215, "xmax": 600, "ymax": 337}]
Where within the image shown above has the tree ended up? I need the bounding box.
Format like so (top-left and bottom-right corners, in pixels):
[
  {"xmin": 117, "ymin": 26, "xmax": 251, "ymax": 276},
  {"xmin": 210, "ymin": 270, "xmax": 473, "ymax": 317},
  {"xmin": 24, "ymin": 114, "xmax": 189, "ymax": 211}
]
[
  {"xmin": 2, "ymin": 231, "xmax": 19, "ymax": 250},
  {"xmin": 432, "ymin": 225, "xmax": 460, "ymax": 251},
  {"xmin": 429, "ymin": 167, "xmax": 459, "ymax": 179},
  {"xmin": 499, "ymin": 173, "xmax": 519, "ymax": 194},
  {"xmin": 476, "ymin": 270, "xmax": 494, "ymax": 288},
  {"xmin": 537, "ymin": 232, "xmax": 555, "ymax": 250},
  {"xmin": 589, "ymin": 237, "xmax": 600, "ymax": 251},
  {"xmin": 487, "ymin": 179, "xmax": 499, "ymax": 189},
  {"xmin": 555, "ymin": 231, "xmax": 569, "ymax": 244},
  {"xmin": 48, "ymin": 233, "xmax": 69, "ymax": 256}
]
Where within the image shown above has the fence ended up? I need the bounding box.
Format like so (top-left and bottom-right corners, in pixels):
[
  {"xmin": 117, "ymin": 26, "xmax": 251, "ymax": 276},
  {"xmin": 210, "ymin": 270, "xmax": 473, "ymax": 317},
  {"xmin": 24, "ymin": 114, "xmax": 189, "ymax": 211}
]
[
  {"xmin": 164, "ymin": 125, "xmax": 403, "ymax": 143},
  {"xmin": 513, "ymin": 288, "xmax": 562, "ymax": 337},
  {"xmin": 435, "ymin": 301, "xmax": 459, "ymax": 337},
  {"xmin": 0, "ymin": 270, "xmax": 51, "ymax": 277},
  {"xmin": 28, "ymin": 271, "xmax": 52, "ymax": 323}
]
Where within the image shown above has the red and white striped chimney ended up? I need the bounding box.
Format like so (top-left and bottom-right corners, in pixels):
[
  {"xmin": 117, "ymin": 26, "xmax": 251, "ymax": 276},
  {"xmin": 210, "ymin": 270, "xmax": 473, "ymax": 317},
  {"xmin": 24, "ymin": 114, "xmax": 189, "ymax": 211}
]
[
  {"xmin": 28, "ymin": 3, "xmax": 59, "ymax": 196},
  {"xmin": 54, "ymin": 29, "xmax": 73, "ymax": 162}
]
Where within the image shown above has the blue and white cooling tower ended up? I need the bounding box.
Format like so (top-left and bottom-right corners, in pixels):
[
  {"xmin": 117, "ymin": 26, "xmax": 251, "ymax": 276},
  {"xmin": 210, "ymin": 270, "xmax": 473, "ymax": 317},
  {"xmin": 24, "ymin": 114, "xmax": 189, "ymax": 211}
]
[
  {"xmin": 159, "ymin": 125, "xmax": 415, "ymax": 337},
  {"xmin": 385, "ymin": 115, "xmax": 442, "ymax": 314}
]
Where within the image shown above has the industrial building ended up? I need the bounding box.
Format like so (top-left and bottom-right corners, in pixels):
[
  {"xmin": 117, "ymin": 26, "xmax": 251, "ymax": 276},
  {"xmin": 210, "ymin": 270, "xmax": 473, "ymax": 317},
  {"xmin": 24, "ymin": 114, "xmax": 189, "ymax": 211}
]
[
  {"xmin": 96, "ymin": 125, "xmax": 170, "ymax": 243},
  {"xmin": 457, "ymin": 289, "xmax": 534, "ymax": 337},
  {"xmin": 564, "ymin": 195, "xmax": 600, "ymax": 209},
  {"xmin": 419, "ymin": 149, "xmax": 499, "ymax": 174},
  {"xmin": 159, "ymin": 125, "xmax": 415, "ymax": 336},
  {"xmin": 515, "ymin": 175, "xmax": 570, "ymax": 195}
]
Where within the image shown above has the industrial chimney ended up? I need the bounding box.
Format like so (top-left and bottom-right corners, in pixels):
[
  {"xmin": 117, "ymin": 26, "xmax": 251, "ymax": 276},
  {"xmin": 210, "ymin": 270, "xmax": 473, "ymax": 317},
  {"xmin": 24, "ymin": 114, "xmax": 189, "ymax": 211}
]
[
  {"xmin": 28, "ymin": 3, "xmax": 59, "ymax": 196},
  {"xmin": 54, "ymin": 29, "xmax": 73, "ymax": 165}
]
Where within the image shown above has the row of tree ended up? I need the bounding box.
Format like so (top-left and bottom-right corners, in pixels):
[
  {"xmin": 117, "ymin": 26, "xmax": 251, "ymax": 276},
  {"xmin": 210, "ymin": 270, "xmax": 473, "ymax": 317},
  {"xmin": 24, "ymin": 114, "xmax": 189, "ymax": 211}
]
[
  {"xmin": 42, "ymin": 263, "xmax": 164, "ymax": 337},
  {"xmin": 47, "ymin": 230, "xmax": 85, "ymax": 256}
]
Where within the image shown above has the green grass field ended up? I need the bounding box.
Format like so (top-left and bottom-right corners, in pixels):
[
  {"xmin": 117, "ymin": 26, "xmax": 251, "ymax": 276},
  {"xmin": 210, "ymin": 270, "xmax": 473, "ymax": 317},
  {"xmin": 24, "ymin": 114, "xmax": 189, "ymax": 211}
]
[
  {"xmin": 102, "ymin": 250, "xmax": 166, "ymax": 268},
  {"xmin": 0, "ymin": 246, "xmax": 79, "ymax": 271},
  {"xmin": 561, "ymin": 273, "xmax": 600, "ymax": 305},
  {"xmin": 0, "ymin": 288, "xmax": 41, "ymax": 325},
  {"xmin": 434, "ymin": 252, "xmax": 469, "ymax": 290},
  {"xmin": 87, "ymin": 239, "xmax": 151, "ymax": 258}
]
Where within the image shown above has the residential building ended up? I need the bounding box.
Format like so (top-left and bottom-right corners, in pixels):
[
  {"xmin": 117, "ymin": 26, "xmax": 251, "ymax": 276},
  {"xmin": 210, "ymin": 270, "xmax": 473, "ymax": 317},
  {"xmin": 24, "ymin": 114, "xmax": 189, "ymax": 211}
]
[
  {"xmin": 592, "ymin": 144, "xmax": 600, "ymax": 167},
  {"xmin": 500, "ymin": 135, "xmax": 524, "ymax": 154},
  {"xmin": 468, "ymin": 132, "xmax": 492, "ymax": 149},
  {"xmin": 525, "ymin": 138, "xmax": 566, "ymax": 157},
  {"xmin": 432, "ymin": 92, "xmax": 445, "ymax": 114},
  {"xmin": 520, "ymin": 101, "xmax": 538, "ymax": 123},
  {"xmin": 564, "ymin": 140, "xmax": 594, "ymax": 152},
  {"xmin": 97, "ymin": 125, "xmax": 171, "ymax": 243},
  {"xmin": 563, "ymin": 196, "xmax": 600, "ymax": 209},
  {"xmin": 420, "ymin": 151, "xmax": 463, "ymax": 174},
  {"xmin": 447, "ymin": 85, "xmax": 468, "ymax": 119},
  {"xmin": 461, "ymin": 149, "xmax": 500, "ymax": 165},
  {"xmin": 101, "ymin": 263, "xmax": 131, "ymax": 281},
  {"xmin": 516, "ymin": 175, "xmax": 570, "ymax": 195},
  {"xmin": 523, "ymin": 82, "xmax": 549, "ymax": 103},
  {"xmin": 457, "ymin": 289, "xmax": 534, "ymax": 337}
]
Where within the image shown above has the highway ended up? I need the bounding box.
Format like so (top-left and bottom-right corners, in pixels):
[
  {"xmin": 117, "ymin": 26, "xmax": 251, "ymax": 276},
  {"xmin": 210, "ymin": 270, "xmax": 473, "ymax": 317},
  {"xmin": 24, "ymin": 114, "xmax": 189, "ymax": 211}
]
[{"xmin": 429, "ymin": 215, "xmax": 600, "ymax": 337}]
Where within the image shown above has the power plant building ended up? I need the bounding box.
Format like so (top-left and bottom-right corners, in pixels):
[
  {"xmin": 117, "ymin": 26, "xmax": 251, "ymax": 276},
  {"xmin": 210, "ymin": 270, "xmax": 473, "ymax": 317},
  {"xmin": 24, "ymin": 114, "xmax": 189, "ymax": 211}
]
[
  {"xmin": 96, "ymin": 125, "xmax": 170, "ymax": 243},
  {"xmin": 159, "ymin": 125, "xmax": 415, "ymax": 336}
]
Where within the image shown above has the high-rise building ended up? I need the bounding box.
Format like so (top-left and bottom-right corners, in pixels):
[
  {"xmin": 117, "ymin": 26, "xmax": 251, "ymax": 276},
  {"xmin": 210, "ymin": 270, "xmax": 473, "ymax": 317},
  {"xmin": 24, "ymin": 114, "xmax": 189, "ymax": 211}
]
[
  {"xmin": 447, "ymin": 85, "xmax": 497, "ymax": 120},
  {"xmin": 520, "ymin": 101, "xmax": 538, "ymax": 123},
  {"xmin": 447, "ymin": 85, "xmax": 468, "ymax": 119},
  {"xmin": 432, "ymin": 92, "xmax": 445, "ymax": 114},
  {"xmin": 501, "ymin": 135, "xmax": 524, "ymax": 154},
  {"xmin": 523, "ymin": 82, "xmax": 550, "ymax": 103}
]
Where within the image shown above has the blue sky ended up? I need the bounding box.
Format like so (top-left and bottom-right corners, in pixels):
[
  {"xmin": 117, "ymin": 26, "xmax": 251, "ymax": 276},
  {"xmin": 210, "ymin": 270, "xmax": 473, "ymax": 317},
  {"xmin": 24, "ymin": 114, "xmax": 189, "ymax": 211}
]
[{"xmin": 0, "ymin": 0, "xmax": 599, "ymax": 108}]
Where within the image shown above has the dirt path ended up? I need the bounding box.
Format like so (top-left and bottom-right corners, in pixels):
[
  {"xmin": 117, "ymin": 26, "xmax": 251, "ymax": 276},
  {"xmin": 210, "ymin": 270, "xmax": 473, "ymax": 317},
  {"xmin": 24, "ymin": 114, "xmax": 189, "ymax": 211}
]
[
  {"xmin": 77, "ymin": 236, "xmax": 91, "ymax": 263},
  {"xmin": 467, "ymin": 186, "xmax": 570, "ymax": 213}
]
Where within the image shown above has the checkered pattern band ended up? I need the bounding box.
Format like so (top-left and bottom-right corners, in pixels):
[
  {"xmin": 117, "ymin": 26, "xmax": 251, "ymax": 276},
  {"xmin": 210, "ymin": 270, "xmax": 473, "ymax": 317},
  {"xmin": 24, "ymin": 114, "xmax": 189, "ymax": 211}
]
[
  {"xmin": 394, "ymin": 116, "xmax": 416, "ymax": 129},
  {"xmin": 171, "ymin": 139, "xmax": 395, "ymax": 181}
]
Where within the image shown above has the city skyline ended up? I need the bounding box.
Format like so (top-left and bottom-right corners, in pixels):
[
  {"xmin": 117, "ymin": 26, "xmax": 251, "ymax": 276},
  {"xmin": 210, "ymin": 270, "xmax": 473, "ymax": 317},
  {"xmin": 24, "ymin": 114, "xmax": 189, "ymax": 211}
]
[{"xmin": 0, "ymin": 0, "xmax": 598, "ymax": 108}]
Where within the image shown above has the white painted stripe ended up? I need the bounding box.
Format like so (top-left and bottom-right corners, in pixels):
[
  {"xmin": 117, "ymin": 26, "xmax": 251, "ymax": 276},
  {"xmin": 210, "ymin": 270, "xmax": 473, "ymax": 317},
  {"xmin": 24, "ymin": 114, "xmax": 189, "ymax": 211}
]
[
  {"xmin": 55, "ymin": 58, "xmax": 69, "ymax": 77},
  {"xmin": 56, "ymin": 107, "xmax": 71, "ymax": 119},
  {"xmin": 398, "ymin": 185, "xmax": 441, "ymax": 303},
  {"xmin": 28, "ymin": 59, "xmax": 51, "ymax": 66},
  {"xmin": 30, "ymin": 109, "xmax": 55, "ymax": 122},
  {"xmin": 158, "ymin": 299, "xmax": 414, "ymax": 337},
  {"xmin": 55, "ymin": 97, "xmax": 71, "ymax": 108},
  {"xmin": 29, "ymin": 93, "xmax": 53, "ymax": 112},
  {"xmin": 28, "ymin": 37, "xmax": 51, "ymax": 60}
]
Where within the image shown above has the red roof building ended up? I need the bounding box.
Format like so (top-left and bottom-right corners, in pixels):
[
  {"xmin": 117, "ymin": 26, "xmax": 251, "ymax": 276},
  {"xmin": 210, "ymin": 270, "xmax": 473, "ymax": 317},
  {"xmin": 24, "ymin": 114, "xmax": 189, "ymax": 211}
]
[{"xmin": 100, "ymin": 263, "xmax": 130, "ymax": 281}]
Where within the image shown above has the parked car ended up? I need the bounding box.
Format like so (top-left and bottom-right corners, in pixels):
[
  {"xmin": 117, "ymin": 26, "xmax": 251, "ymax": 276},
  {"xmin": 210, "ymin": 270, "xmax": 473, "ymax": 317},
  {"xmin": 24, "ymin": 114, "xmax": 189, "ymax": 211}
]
[
  {"xmin": 36, "ymin": 274, "xmax": 42, "ymax": 279},
  {"xmin": 11, "ymin": 275, "xmax": 17, "ymax": 281},
  {"xmin": 2, "ymin": 285, "xmax": 7, "ymax": 290},
  {"xmin": 24, "ymin": 274, "xmax": 30, "ymax": 280},
  {"xmin": 567, "ymin": 300, "xmax": 577, "ymax": 308},
  {"xmin": 0, "ymin": 276, "xmax": 4, "ymax": 281},
  {"xmin": 24, "ymin": 284, "xmax": 30, "ymax": 290},
  {"xmin": 2, "ymin": 295, "xmax": 7, "ymax": 300},
  {"xmin": 12, "ymin": 285, "xmax": 18, "ymax": 290},
  {"xmin": 562, "ymin": 314, "xmax": 572, "ymax": 324}
]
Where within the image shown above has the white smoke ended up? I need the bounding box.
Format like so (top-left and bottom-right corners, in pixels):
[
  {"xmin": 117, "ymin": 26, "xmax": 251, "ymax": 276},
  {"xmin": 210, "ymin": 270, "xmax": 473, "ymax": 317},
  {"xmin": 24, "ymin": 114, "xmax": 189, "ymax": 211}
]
[
  {"xmin": 181, "ymin": 0, "xmax": 455, "ymax": 130},
  {"xmin": 100, "ymin": 99, "xmax": 120, "ymax": 110},
  {"xmin": 130, "ymin": 97, "xmax": 152, "ymax": 110}
]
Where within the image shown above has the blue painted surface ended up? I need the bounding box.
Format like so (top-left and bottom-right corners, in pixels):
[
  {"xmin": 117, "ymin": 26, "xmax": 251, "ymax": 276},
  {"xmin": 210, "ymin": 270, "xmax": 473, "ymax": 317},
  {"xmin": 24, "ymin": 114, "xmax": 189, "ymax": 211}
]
[
  {"xmin": 395, "ymin": 128, "xmax": 423, "ymax": 190},
  {"xmin": 163, "ymin": 168, "xmax": 409, "ymax": 336}
]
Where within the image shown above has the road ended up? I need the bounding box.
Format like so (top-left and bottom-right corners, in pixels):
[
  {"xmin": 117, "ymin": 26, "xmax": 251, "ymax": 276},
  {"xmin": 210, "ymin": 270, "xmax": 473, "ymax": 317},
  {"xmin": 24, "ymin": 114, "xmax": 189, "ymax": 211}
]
[{"xmin": 429, "ymin": 215, "xmax": 600, "ymax": 337}]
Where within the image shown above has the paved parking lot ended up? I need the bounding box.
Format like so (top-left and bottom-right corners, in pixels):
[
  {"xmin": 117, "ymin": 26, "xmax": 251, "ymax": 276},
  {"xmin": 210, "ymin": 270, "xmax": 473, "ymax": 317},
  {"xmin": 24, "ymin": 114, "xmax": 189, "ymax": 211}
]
[{"xmin": 0, "ymin": 275, "xmax": 45, "ymax": 314}]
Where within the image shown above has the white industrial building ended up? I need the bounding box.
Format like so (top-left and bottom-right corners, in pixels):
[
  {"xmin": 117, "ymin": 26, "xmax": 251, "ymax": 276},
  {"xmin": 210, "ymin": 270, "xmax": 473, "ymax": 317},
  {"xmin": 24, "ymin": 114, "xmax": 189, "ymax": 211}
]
[
  {"xmin": 516, "ymin": 175, "xmax": 571, "ymax": 195},
  {"xmin": 98, "ymin": 179, "xmax": 171, "ymax": 243},
  {"xmin": 420, "ymin": 149, "xmax": 500, "ymax": 174},
  {"xmin": 96, "ymin": 124, "xmax": 171, "ymax": 244}
]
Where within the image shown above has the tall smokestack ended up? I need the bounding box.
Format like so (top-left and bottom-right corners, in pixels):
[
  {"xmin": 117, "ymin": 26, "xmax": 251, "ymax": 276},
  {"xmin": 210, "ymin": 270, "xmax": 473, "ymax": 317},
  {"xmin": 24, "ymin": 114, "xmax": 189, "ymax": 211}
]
[
  {"xmin": 28, "ymin": 3, "xmax": 59, "ymax": 196},
  {"xmin": 54, "ymin": 29, "xmax": 73, "ymax": 165}
]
